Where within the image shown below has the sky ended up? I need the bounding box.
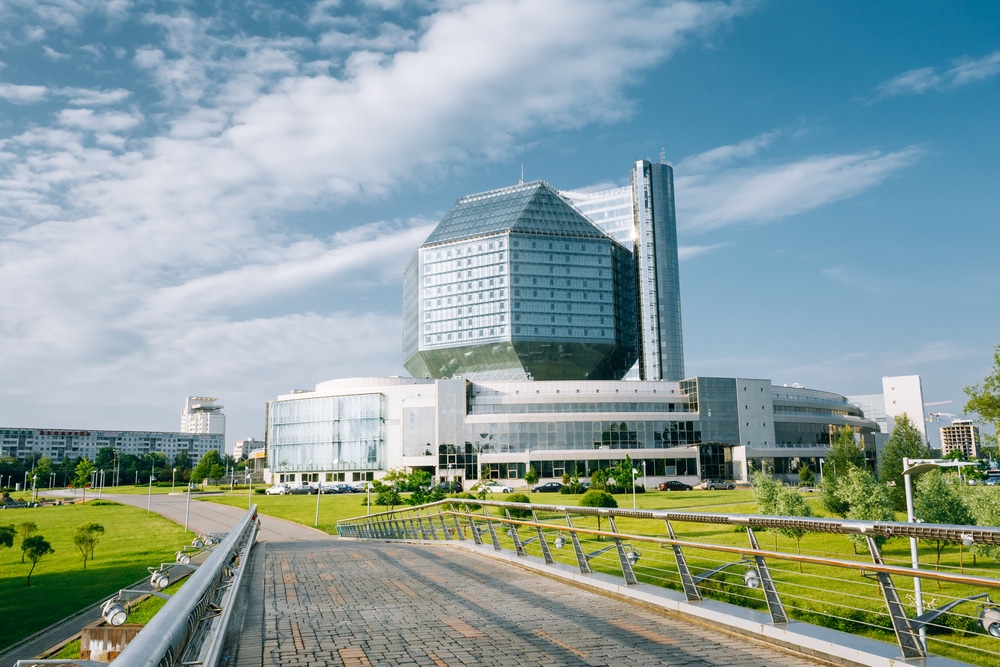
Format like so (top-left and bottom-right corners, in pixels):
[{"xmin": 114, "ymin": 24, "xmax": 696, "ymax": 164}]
[{"xmin": 1, "ymin": 0, "xmax": 998, "ymax": 450}]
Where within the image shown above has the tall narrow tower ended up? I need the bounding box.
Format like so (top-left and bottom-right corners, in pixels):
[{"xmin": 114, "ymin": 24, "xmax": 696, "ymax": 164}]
[
  {"xmin": 562, "ymin": 158, "xmax": 685, "ymax": 381},
  {"xmin": 632, "ymin": 159, "xmax": 684, "ymax": 381}
]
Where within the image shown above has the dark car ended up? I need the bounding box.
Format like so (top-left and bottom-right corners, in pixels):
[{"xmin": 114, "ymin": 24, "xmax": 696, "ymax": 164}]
[
  {"xmin": 288, "ymin": 483, "xmax": 317, "ymax": 495},
  {"xmin": 335, "ymin": 483, "xmax": 361, "ymax": 493},
  {"xmin": 658, "ymin": 480, "xmax": 692, "ymax": 491},
  {"xmin": 532, "ymin": 481, "xmax": 564, "ymax": 493}
]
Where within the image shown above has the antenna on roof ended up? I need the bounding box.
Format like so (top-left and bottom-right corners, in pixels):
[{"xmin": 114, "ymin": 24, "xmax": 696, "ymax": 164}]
[
  {"xmin": 519, "ymin": 163, "xmax": 524, "ymax": 185},
  {"xmin": 659, "ymin": 147, "xmax": 666, "ymax": 164}
]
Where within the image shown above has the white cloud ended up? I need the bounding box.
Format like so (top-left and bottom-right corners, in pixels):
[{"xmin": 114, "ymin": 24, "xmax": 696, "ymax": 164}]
[
  {"xmin": 877, "ymin": 50, "xmax": 1000, "ymax": 97},
  {"xmin": 0, "ymin": 1, "xmax": 748, "ymax": 439},
  {"xmin": 678, "ymin": 130, "xmax": 780, "ymax": 172},
  {"xmin": 678, "ymin": 243, "xmax": 729, "ymax": 261},
  {"xmin": 678, "ymin": 146, "xmax": 924, "ymax": 232},
  {"xmin": 0, "ymin": 83, "xmax": 48, "ymax": 103}
]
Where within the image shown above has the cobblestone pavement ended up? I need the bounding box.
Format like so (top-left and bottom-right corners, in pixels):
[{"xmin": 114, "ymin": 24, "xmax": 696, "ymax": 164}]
[{"xmin": 250, "ymin": 540, "xmax": 830, "ymax": 667}]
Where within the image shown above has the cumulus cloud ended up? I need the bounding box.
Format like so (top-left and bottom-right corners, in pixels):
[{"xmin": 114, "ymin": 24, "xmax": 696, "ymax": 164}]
[
  {"xmin": 0, "ymin": 0, "xmax": 746, "ymax": 437},
  {"xmin": 877, "ymin": 50, "xmax": 1000, "ymax": 97},
  {"xmin": 0, "ymin": 83, "xmax": 48, "ymax": 103}
]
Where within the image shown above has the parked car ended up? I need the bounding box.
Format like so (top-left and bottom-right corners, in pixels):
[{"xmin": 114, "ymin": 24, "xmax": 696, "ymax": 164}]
[
  {"xmin": 288, "ymin": 482, "xmax": 317, "ymax": 495},
  {"xmin": 353, "ymin": 482, "xmax": 373, "ymax": 492},
  {"xmin": 318, "ymin": 483, "xmax": 342, "ymax": 494},
  {"xmin": 700, "ymin": 479, "xmax": 735, "ymax": 490},
  {"xmin": 658, "ymin": 480, "xmax": 693, "ymax": 491},
  {"xmin": 264, "ymin": 484, "xmax": 290, "ymax": 496},
  {"xmin": 335, "ymin": 483, "xmax": 361, "ymax": 493},
  {"xmin": 482, "ymin": 481, "xmax": 514, "ymax": 493},
  {"xmin": 532, "ymin": 481, "xmax": 564, "ymax": 493}
]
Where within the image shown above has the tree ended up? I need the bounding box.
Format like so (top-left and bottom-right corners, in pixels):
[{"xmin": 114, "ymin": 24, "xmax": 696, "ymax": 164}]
[
  {"xmin": 879, "ymin": 414, "xmax": 930, "ymax": 511},
  {"xmin": 834, "ymin": 467, "xmax": 895, "ymax": 553},
  {"xmin": 371, "ymin": 478, "xmax": 401, "ymax": 510},
  {"xmin": 962, "ymin": 486, "xmax": 1000, "ymax": 564},
  {"xmin": 590, "ymin": 468, "xmax": 609, "ymax": 491},
  {"xmin": 776, "ymin": 487, "xmax": 813, "ymax": 566},
  {"xmin": 751, "ymin": 470, "xmax": 784, "ymax": 548},
  {"xmin": 73, "ymin": 523, "xmax": 106, "ymax": 569},
  {"xmin": 821, "ymin": 426, "xmax": 866, "ymax": 516},
  {"xmin": 173, "ymin": 449, "xmax": 193, "ymax": 471},
  {"xmin": 22, "ymin": 535, "xmax": 54, "ymax": 587},
  {"xmin": 16, "ymin": 521, "xmax": 38, "ymax": 563},
  {"xmin": 191, "ymin": 450, "xmax": 224, "ymax": 485},
  {"xmin": 524, "ymin": 465, "xmax": 538, "ymax": 486},
  {"xmin": 608, "ymin": 456, "xmax": 637, "ymax": 493},
  {"xmin": 579, "ymin": 489, "xmax": 617, "ymax": 533},
  {"xmin": 914, "ymin": 471, "xmax": 973, "ymax": 571},
  {"xmin": 964, "ymin": 341, "xmax": 1000, "ymax": 434},
  {"xmin": 33, "ymin": 457, "xmax": 52, "ymax": 488},
  {"xmin": 798, "ymin": 465, "xmax": 815, "ymax": 487},
  {"xmin": 73, "ymin": 457, "xmax": 96, "ymax": 501}
]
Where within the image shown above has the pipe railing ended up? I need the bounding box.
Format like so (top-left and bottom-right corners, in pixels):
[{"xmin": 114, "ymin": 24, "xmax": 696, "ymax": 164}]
[{"xmin": 338, "ymin": 500, "xmax": 1000, "ymax": 666}]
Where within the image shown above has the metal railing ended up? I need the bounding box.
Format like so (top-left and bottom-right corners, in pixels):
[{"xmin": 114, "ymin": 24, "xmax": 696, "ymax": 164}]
[
  {"xmin": 17, "ymin": 505, "xmax": 261, "ymax": 667},
  {"xmin": 338, "ymin": 500, "xmax": 1000, "ymax": 666}
]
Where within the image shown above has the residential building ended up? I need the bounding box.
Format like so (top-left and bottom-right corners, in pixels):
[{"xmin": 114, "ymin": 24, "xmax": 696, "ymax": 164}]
[
  {"xmin": 0, "ymin": 427, "xmax": 223, "ymax": 467},
  {"xmin": 940, "ymin": 419, "xmax": 980, "ymax": 458},
  {"xmin": 233, "ymin": 437, "xmax": 264, "ymax": 460}
]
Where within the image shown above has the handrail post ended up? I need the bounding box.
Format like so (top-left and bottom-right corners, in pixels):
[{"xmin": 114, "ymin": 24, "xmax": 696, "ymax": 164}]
[
  {"xmin": 484, "ymin": 507, "xmax": 502, "ymax": 551},
  {"xmin": 866, "ymin": 535, "xmax": 925, "ymax": 658},
  {"xmin": 566, "ymin": 515, "xmax": 591, "ymax": 574},
  {"xmin": 667, "ymin": 521, "xmax": 701, "ymax": 601},
  {"xmin": 746, "ymin": 527, "xmax": 787, "ymax": 624},
  {"xmin": 533, "ymin": 511, "xmax": 554, "ymax": 564},
  {"xmin": 506, "ymin": 508, "xmax": 526, "ymax": 556}
]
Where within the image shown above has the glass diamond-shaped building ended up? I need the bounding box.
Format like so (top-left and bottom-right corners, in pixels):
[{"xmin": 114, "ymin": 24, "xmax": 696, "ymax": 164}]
[{"xmin": 403, "ymin": 181, "xmax": 638, "ymax": 381}]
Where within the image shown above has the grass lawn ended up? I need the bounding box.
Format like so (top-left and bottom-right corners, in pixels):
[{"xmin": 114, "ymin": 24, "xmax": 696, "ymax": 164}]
[{"xmin": 0, "ymin": 500, "xmax": 190, "ymax": 649}]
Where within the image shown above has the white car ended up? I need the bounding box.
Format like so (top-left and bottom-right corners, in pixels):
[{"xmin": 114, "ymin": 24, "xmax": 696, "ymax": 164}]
[
  {"xmin": 265, "ymin": 484, "xmax": 290, "ymax": 495},
  {"xmin": 482, "ymin": 481, "xmax": 514, "ymax": 493}
]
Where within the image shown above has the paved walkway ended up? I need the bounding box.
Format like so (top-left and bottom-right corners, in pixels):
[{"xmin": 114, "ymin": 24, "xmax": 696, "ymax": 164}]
[{"xmin": 239, "ymin": 538, "xmax": 830, "ymax": 667}]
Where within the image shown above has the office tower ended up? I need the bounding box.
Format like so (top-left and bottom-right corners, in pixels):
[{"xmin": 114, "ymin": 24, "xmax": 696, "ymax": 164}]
[
  {"xmin": 402, "ymin": 180, "xmax": 638, "ymax": 381},
  {"xmin": 563, "ymin": 159, "xmax": 684, "ymax": 381}
]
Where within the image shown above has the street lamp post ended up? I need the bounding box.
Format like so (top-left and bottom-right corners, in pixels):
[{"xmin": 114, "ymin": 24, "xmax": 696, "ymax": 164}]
[
  {"xmin": 31, "ymin": 474, "xmax": 37, "ymax": 503},
  {"xmin": 172, "ymin": 468, "xmax": 177, "ymax": 494},
  {"xmin": 246, "ymin": 471, "xmax": 252, "ymax": 509},
  {"xmin": 903, "ymin": 457, "xmax": 977, "ymax": 650},
  {"xmin": 98, "ymin": 470, "xmax": 104, "ymax": 499},
  {"xmin": 185, "ymin": 481, "xmax": 192, "ymax": 533},
  {"xmin": 641, "ymin": 460, "xmax": 647, "ymax": 490},
  {"xmin": 631, "ymin": 467, "xmax": 638, "ymax": 509},
  {"xmin": 147, "ymin": 462, "xmax": 156, "ymax": 513}
]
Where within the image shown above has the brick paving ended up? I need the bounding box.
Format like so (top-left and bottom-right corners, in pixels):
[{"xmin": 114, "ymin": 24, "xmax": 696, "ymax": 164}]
[{"xmin": 247, "ymin": 540, "xmax": 830, "ymax": 667}]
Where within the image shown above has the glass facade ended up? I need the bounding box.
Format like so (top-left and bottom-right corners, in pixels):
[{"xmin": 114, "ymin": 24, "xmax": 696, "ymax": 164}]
[
  {"xmin": 563, "ymin": 160, "xmax": 685, "ymax": 382},
  {"xmin": 267, "ymin": 394, "xmax": 384, "ymax": 474},
  {"xmin": 404, "ymin": 181, "xmax": 638, "ymax": 381}
]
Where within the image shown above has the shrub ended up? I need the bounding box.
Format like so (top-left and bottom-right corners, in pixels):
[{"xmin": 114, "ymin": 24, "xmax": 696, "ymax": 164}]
[
  {"xmin": 579, "ymin": 489, "xmax": 617, "ymax": 509},
  {"xmin": 505, "ymin": 493, "xmax": 532, "ymax": 518}
]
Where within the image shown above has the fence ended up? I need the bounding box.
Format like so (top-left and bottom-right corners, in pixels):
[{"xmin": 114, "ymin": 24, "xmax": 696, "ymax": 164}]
[{"xmin": 338, "ymin": 499, "xmax": 1000, "ymax": 666}]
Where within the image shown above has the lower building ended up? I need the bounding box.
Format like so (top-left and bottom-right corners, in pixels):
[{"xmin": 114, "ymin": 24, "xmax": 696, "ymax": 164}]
[
  {"xmin": 264, "ymin": 376, "xmax": 877, "ymax": 488},
  {"xmin": 0, "ymin": 427, "xmax": 224, "ymax": 467}
]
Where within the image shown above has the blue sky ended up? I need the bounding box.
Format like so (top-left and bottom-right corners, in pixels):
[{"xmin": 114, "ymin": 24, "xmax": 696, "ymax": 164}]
[{"xmin": 1, "ymin": 0, "xmax": 998, "ymax": 448}]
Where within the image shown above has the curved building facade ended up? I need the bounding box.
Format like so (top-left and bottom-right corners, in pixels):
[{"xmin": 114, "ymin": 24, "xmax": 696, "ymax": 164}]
[{"xmin": 264, "ymin": 376, "xmax": 877, "ymax": 488}]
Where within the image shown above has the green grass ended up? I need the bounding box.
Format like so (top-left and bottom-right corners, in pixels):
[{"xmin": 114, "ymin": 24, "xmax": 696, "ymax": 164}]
[{"xmin": 0, "ymin": 501, "xmax": 190, "ymax": 649}]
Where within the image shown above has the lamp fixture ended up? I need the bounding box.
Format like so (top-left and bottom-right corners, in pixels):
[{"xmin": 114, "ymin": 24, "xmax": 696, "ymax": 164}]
[
  {"xmin": 150, "ymin": 568, "xmax": 170, "ymax": 590},
  {"xmin": 101, "ymin": 598, "xmax": 128, "ymax": 626},
  {"xmin": 176, "ymin": 551, "xmax": 191, "ymax": 565},
  {"xmin": 553, "ymin": 536, "xmax": 566, "ymax": 549},
  {"xmin": 743, "ymin": 567, "xmax": 761, "ymax": 589},
  {"xmin": 962, "ymin": 533, "xmax": 975, "ymax": 548},
  {"xmin": 981, "ymin": 608, "xmax": 1000, "ymax": 638},
  {"xmin": 625, "ymin": 546, "xmax": 640, "ymax": 566}
]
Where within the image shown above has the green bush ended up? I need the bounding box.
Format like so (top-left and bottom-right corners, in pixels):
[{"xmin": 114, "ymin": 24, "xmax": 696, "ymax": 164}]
[
  {"xmin": 579, "ymin": 489, "xmax": 617, "ymax": 508},
  {"xmin": 505, "ymin": 493, "xmax": 532, "ymax": 518}
]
